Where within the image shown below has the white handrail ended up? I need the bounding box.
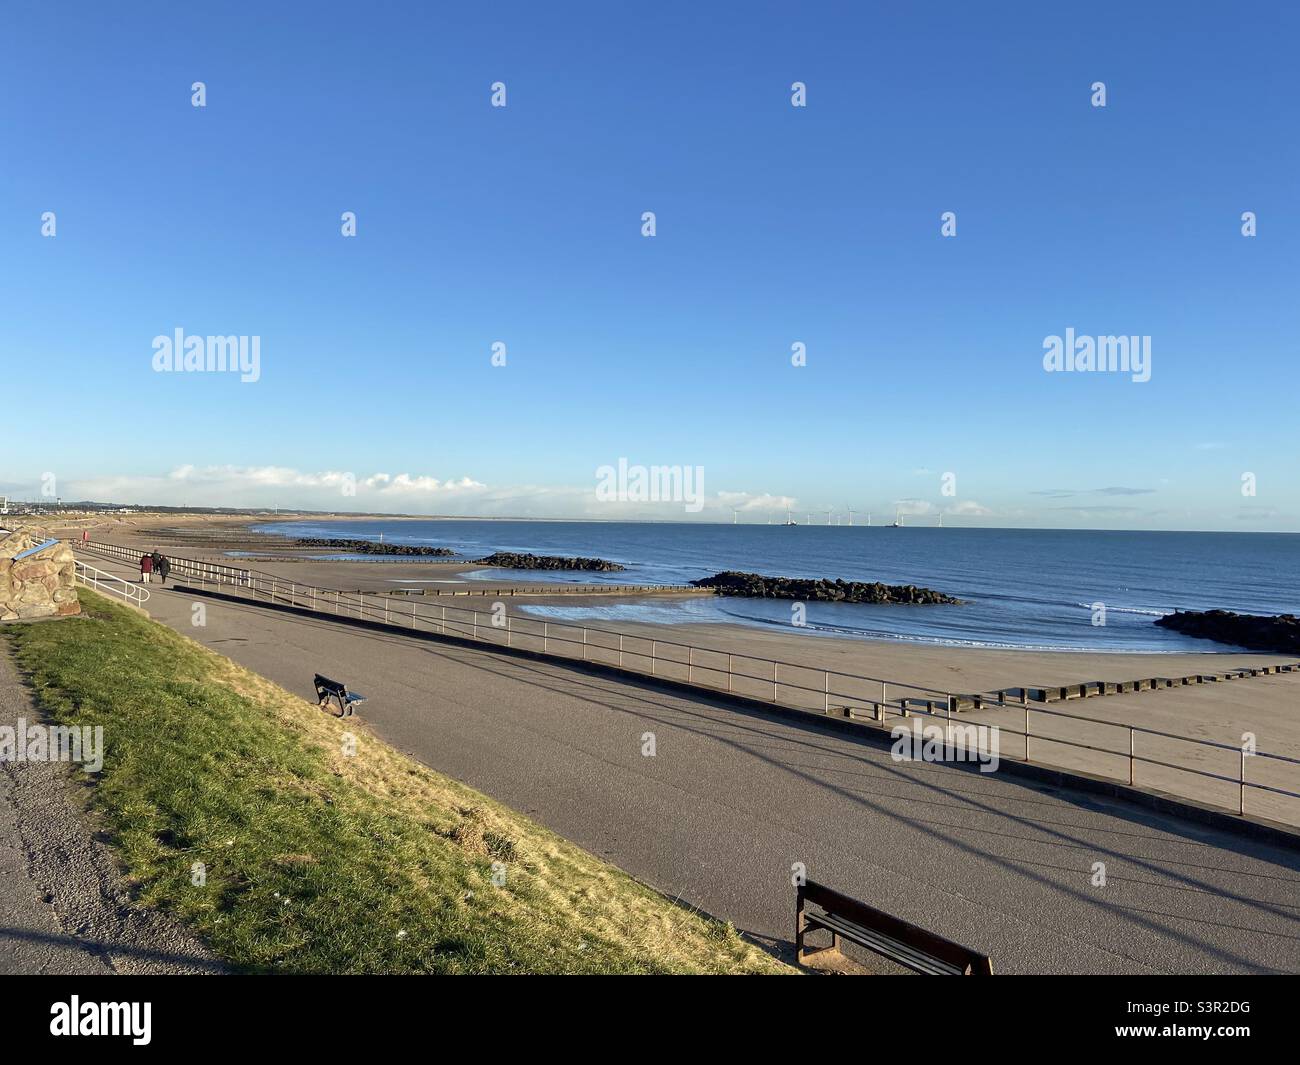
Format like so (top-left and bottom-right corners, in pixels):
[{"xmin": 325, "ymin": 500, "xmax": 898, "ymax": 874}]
[{"xmin": 73, "ymin": 559, "xmax": 150, "ymax": 608}]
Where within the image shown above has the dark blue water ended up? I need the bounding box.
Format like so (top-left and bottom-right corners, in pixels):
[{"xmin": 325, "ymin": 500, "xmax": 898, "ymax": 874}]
[{"xmin": 257, "ymin": 521, "xmax": 1298, "ymax": 653}]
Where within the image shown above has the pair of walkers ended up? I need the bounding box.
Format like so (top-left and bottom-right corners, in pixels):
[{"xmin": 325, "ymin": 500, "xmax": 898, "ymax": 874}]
[{"xmin": 139, "ymin": 551, "xmax": 170, "ymax": 585}]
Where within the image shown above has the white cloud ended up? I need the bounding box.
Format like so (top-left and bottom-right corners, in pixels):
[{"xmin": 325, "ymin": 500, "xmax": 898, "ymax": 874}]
[
  {"xmin": 892, "ymin": 499, "xmax": 935, "ymax": 516},
  {"xmin": 59, "ymin": 466, "xmax": 798, "ymax": 521},
  {"xmin": 716, "ymin": 490, "xmax": 797, "ymax": 513},
  {"xmin": 66, "ymin": 466, "xmax": 489, "ymax": 512},
  {"xmin": 945, "ymin": 500, "xmax": 993, "ymax": 516}
]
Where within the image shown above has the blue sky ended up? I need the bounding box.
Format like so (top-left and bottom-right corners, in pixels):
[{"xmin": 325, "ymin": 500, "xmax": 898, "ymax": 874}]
[{"xmin": 2, "ymin": 1, "xmax": 1297, "ymax": 528}]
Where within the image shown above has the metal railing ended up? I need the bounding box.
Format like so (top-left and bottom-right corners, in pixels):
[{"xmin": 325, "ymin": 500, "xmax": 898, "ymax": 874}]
[
  {"xmin": 992, "ymin": 699, "xmax": 1299, "ymax": 817},
  {"xmin": 72, "ymin": 539, "xmax": 1300, "ymax": 822},
  {"xmin": 381, "ymin": 583, "xmax": 701, "ymax": 597},
  {"xmin": 75, "ymin": 540, "xmax": 251, "ymax": 587},
  {"xmin": 73, "ymin": 559, "xmax": 151, "ymax": 608}
]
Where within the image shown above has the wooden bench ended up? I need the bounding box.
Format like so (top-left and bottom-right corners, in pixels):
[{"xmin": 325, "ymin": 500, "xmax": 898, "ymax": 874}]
[
  {"xmin": 313, "ymin": 674, "xmax": 367, "ymax": 717},
  {"xmin": 796, "ymin": 880, "xmax": 992, "ymax": 975}
]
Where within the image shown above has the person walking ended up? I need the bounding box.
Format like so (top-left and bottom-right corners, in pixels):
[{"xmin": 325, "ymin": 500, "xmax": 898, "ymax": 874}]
[
  {"xmin": 139, "ymin": 553, "xmax": 153, "ymax": 583},
  {"xmin": 156, "ymin": 555, "xmax": 171, "ymax": 585}
]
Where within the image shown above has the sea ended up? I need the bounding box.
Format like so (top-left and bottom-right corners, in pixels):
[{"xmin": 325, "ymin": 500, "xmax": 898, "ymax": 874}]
[{"xmin": 254, "ymin": 520, "xmax": 1297, "ymax": 654}]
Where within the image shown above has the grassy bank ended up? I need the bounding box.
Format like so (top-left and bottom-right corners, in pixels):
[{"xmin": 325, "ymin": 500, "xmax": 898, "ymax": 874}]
[{"xmin": 3, "ymin": 590, "xmax": 791, "ymax": 974}]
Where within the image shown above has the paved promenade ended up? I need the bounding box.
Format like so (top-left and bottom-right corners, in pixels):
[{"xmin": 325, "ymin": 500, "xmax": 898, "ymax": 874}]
[{"xmin": 70, "ymin": 559, "xmax": 1300, "ymax": 973}]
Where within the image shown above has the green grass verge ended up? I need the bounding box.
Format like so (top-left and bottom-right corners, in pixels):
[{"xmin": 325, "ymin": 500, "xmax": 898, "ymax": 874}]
[{"xmin": 4, "ymin": 590, "xmax": 792, "ymax": 974}]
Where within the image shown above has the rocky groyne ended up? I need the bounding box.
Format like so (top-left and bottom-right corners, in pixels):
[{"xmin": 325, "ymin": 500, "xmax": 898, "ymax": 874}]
[
  {"xmin": 475, "ymin": 552, "xmax": 626, "ymax": 572},
  {"xmin": 293, "ymin": 538, "xmax": 456, "ymax": 557},
  {"xmin": 690, "ymin": 571, "xmax": 959, "ymax": 604},
  {"xmin": 1155, "ymin": 609, "xmax": 1300, "ymax": 653}
]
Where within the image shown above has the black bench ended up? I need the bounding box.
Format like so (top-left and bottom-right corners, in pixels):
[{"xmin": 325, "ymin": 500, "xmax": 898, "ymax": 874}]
[
  {"xmin": 313, "ymin": 674, "xmax": 367, "ymax": 717},
  {"xmin": 796, "ymin": 879, "xmax": 993, "ymax": 975}
]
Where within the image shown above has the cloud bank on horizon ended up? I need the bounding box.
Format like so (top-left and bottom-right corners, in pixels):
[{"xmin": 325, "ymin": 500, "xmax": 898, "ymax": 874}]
[
  {"xmin": 27, "ymin": 464, "xmax": 804, "ymax": 521},
  {"xmin": 0, "ymin": 464, "xmax": 1284, "ymax": 530}
]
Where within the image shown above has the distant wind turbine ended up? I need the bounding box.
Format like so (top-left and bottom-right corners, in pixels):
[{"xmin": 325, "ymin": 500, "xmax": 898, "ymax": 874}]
[{"xmin": 845, "ymin": 505, "xmax": 855, "ymax": 527}]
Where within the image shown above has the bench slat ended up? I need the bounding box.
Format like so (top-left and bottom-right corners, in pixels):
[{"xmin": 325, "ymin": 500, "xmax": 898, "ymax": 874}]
[
  {"xmin": 807, "ymin": 910, "xmax": 963, "ymax": 975},
  {"xmin": 797, "ymin": 879, "xmax": 991, "ymax": 975},
  {"xmin": 809, "ymin": 910, "xmax": 962, "ymax": 974}
]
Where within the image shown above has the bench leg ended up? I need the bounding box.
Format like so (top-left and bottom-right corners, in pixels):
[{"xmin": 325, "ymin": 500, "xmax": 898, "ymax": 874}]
[
  {"xmin": 796, "ymin": 899, "xmax": 807, "ymax": 965},
  {"xmin": 796, "ymin": 929, "xmax": 844, "ymax": 968},
  {"xmin": 796, "ymin": 894, "xmax": 848, "ymax": 969}
]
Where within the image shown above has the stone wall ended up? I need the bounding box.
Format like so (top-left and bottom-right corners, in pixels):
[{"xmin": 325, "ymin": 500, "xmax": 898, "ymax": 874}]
[{"xmin": 0, "ymin": 529, "xmax": 81, "ymax": 621}]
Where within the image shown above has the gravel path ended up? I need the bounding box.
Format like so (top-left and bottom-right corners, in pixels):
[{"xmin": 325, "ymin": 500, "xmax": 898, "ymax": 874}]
[{"xmin": 0, "ymin": 636, "xmax": 223, "ymax": 975}]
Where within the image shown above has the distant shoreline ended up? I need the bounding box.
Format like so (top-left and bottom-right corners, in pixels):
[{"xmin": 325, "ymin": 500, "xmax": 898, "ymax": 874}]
[{"xmin": 12, "ymin": 506, "xmax": 1300, "ymax": 535}]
